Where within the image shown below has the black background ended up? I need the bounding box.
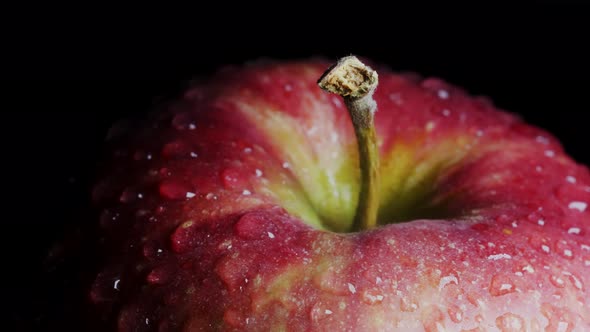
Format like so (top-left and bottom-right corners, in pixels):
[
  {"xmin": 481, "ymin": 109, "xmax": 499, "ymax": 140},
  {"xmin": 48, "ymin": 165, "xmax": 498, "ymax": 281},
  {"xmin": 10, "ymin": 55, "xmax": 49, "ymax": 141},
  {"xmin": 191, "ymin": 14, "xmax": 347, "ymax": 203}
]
[{"xmin": 4, "ymin": 3, "xmax": 590, "ymax": 330}]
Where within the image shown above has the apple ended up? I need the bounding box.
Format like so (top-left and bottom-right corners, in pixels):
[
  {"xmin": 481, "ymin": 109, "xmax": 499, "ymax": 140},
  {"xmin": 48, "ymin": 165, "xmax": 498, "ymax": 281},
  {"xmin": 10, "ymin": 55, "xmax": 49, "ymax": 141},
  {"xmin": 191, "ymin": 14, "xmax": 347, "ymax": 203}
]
[{"xmin": 85, "ymin": 55, "xmax": 590, "ymax": 331}]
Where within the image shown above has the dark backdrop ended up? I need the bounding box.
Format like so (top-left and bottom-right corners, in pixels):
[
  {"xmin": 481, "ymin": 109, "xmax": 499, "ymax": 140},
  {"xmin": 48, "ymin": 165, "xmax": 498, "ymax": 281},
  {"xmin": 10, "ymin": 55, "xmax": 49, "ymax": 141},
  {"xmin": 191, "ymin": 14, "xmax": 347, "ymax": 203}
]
[{"xmin": 4, "ymin": 3, "xmax": 590, "ymax": 330}]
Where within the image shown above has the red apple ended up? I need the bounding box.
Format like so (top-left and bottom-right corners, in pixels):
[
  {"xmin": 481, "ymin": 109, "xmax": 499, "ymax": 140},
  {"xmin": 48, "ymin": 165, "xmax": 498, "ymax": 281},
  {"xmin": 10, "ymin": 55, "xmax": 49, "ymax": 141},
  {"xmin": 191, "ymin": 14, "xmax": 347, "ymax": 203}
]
[{"xmin": 86, "ymin": 56, "xmax": 590, "ymax": 331}]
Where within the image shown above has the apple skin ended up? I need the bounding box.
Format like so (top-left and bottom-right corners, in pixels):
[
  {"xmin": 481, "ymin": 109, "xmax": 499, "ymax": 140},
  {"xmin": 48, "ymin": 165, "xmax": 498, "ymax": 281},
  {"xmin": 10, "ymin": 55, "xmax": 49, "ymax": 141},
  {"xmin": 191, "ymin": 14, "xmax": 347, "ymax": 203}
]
[{"xmin": 87, "ymin": 59, "xmax": 590, "ymax": 331}]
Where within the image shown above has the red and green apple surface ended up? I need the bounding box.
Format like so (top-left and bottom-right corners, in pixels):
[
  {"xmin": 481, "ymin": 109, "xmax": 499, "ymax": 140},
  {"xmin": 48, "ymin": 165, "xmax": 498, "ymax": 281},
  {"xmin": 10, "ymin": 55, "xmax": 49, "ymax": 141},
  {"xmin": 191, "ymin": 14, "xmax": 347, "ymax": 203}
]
[{"xmin": 88, "ymin": 57, "xmax": 590, "ymax": 331}]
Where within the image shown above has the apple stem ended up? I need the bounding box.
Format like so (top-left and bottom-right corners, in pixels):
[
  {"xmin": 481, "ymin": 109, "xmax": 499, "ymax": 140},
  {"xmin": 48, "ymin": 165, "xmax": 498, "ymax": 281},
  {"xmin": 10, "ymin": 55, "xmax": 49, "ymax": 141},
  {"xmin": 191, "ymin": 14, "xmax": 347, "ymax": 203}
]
[{"xmin": 318, "ymin": 56, "xmax": 380, "ymax": 232}]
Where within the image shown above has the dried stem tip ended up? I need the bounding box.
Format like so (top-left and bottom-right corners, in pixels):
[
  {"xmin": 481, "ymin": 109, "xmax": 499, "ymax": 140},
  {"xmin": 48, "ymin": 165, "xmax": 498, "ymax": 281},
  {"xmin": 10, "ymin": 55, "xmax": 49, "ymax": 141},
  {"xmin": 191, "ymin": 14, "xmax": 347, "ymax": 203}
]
[{"xmin": 318, "ymin": 56, "xmax": 379, "ymax": 100}]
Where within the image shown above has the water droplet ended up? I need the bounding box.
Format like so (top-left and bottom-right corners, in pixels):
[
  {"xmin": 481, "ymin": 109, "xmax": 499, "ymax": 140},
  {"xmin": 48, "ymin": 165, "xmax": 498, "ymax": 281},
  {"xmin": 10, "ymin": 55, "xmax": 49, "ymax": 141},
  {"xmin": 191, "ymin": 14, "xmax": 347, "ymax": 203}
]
[
  {"xmin": 529, "ymin": 236, "xmax": 552, "ymax": 254},
  {"xmin": 221, "ymin": 168, "xmax": 242, "ymax": 189},
  {"xmin": 234, "ymin": 212, "xmax": 266, "ymax": 240},
  {"xmin": 361, "ymin": 290, "xmax": 384, "ymax": 305},
  {"xmin": 171, "ymin": 112, "xmax": 195, "ymax": 131},
  {"xmin": 282, "ymin": 162, "xmax": 290, "ymax": 169},
  {"xmin": 159, "ymin": 180, "xmax": 193, "ymax": 200},
  {"xmin": 567, "ymin": 227, "xmax": 581, "ymax": 235},
  {"xmin": 550, "ymin": 275, "xmax": 566, "ymax": 288},
  {"xmin": 425, "ymin": 121, "xmax": 436, "ymax": 132},
  {"xmin": 223, "ymin": 308, "xmax": 245, "ymax": 328},
  {"xmin": 347, "ymin": 283, "xmax": 356, "ymax": 294},
  {"xmin": 438, "ymin": 275, "xmax": 458, "ymax": 291},
  {"xmin": 142, "ymin": 241, "xmax": 164, "ymax": 260},
  {"xmin": 568, "ymin": 201, "xmax": 587, "ymax": 212},
  {"xmin": 489, "ymin": 274, "xmax": 516, "ymax": 296},
  {"xmin": 218, "ymin": 239, "xmax": 233, "ymax": 250},
  {"xmin": 565, "ymin": 272, "xmax": 584, "ymax": 291},
  {"xmin": 422, "ymin": 305, "xmax": 445, "ymax": 332},
  {"xmin": 544, "ymin": 150, "xmax": 555, "ymax": 158},
  {"xmin": 536, "ymin": 135, "xmax": 550, "ymax": 145},
  {"xmin": 566, "ymin": 176, "xmax": 577, "ymax": 184},
  {"xmin": 447, "ymin": 305, "xmax": 463, "ymax": 323},
  {"xmin": 400, "ymin": 296, "xmax": 419, "ymax": 312},
  {"xmin": 267, "ymin": 232, "xmax": 275, "ymax": 239},
  {"xmin": 89, "ymin": 270, "xmax": 122, "ymax": 303},
  {"xmin": 255, "ymin": 169, "xmax": 263, "ymax": 177},
  {"xmin": 242, "ymin": 189, "xmax": 251, "ymax": 196},
  {"xmin": 133, "ymin": 150, "xmax": 146, "ymax": 160},
  {"xmin": 119, "ymin": 188, "xmax": 137, "ymax": 203},
  {"xmin": 495, "ymin": 312, "xmax": 525, "ymax": 332},
  {"xmin": 159, "ymin": 167, "xmax": 171, "ymax": 177},
  {"xmin": 190, "ymin": 152, "xmax": 198, "ymax": 158},
  {"xmin": 170, "ymin": 220, "xmax": 201, "ymax": 253},
  {"xmin": 389, "ymin": 93, "xmax": 403, "ymax": 105},
  {"xmin": 99, "ymin": 209, "xmax": 120, "ymax": 229},
  {"xmin": 243, "ymin": 147, "xmax": 252, "ymax": 154},
  {"xmin": 309, "ymin": 302, "xmax": 334, "ymax": 322},
  {"xmin": 205, "ymin": 192, "xmax": 218, "ymax": 200},
  {"xmin": 437, "ymin": 89, "xmax": 449, "ymax": 99},
  {"xmin": 488, "ymin": 253, "xmax": 512, "ymax": 261},
  {"xmin": 556, "ymin": 240, "xmax": 575, "ymax": 259},
  {"xmin": 135, "ymin": 209, "xmax": 149, "ymax": 218},
  {"xmin": 146, "ymin": 266, "xmax": 172, "ymax": 285},
  {"xmin": 541, "ymin": 303, "xmax": 575, "ymax": 332},
  {"xmin": 162, "ymin": 140, "xmax": 190, "ymax": 158}
]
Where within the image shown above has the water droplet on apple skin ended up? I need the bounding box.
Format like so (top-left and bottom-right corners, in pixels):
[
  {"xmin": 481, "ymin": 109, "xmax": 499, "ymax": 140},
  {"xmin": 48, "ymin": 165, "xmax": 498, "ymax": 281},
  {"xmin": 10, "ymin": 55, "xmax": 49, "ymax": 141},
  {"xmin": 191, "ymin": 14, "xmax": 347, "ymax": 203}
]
[
  {"xmin": 489, "ymin": 274, "xmax": 516, "ymax": 296},
  {"xmin": 146, "ymin": 266, "xmax": 173, "ymax": 285},
  {"xmin": 133, "ymin": 150, "xmax": 146, "ymax": 161},
  {"xmin": 119, "ymin": 187, "xmax": 138, "ymax": 203},
  {"xmin": 541, "ymin": 303, "xmax": 576, "ymax": 332},
  {"xmin": 214, "ymin": 253, "xmax": 257, "ymax": 293},
  {"xmin": 309, "ymin": 302, "xmax": 335, "ymax": 322},
  {"xmin": 89, "ymin": 269, "xmax": 122, "ymax": 303},
  {"xmin": 550, "ymin": 274, "xmax": 566, "ymax": 288},
  {"xmin": 142, "ymin": 240, "xmax": 164, "ymax": 260},
  {"xmin": 360, "ymin": 290, "xmax": 384, "ymax": 305},
  {"xmin": 223, "ymin": 308, "xmax": 247, "ymax": 328},
  {"xmin": 495, "ymin": 312, "xmax": 525, "ymax": 332},
  {"xmin": 564, "ymin": 272, "xmax": 585, "ymax": 291},
  {"xmin": 221, "ymin": 168, "xmax": 248, "ymax": 190},
  {"xmin": 161, "ymin": 140, "xmax": 191, "ymax": 159},
  {"xmin": 447, "ymin": 304, "xmax": 463, "ymax": 323},
  {"xmin": 99, "ymin": 209, "xmax": 120, "ymax": 229},
  {"xmin": 555, "ymin": 239, "xmax": 575, "ymax": 259},
  {"xmin": 159, "ymin": 180, "xmax": 193, "ymax": 200},
  {"xmin": 171, "ymin": 112, "xmax": 195, "ymax": 131},
  {"xmin": 528, "ymin": 236, "xmax": 553, "ymax": 254},
  {"xmin": 421, "ymin": 305, "xmax": 445, "ymax": 332},
  {"xmin": 170, "ymin": 220, "xmax": 208, "ymax": 254},
  {"xmin": 399, "ymin": 295, "xmax": 419, "ymax": 312},
  {"xmin": 234, "ymin": 212, "xmax": 272, "ymax": 240}
]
